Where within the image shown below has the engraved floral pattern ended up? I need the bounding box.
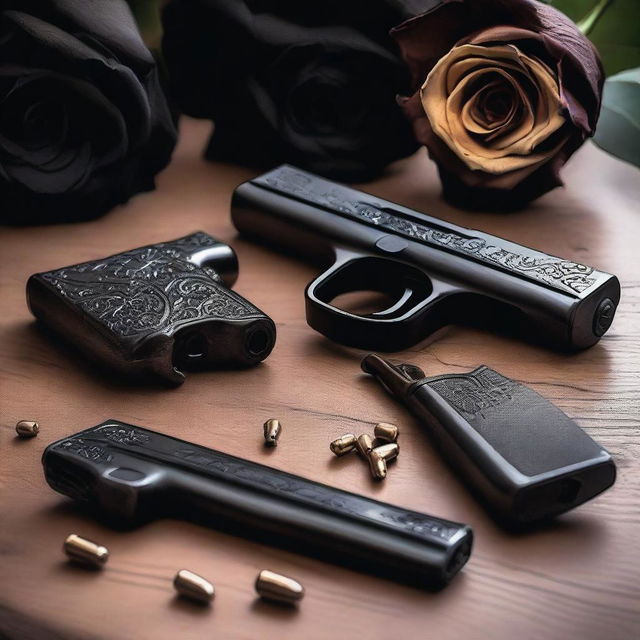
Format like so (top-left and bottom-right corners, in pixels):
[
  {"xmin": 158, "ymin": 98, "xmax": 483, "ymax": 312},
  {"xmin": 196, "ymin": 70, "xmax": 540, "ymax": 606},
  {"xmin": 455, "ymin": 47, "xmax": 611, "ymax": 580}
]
[
  {"xmin": 59, "ymin": 438, "xmax": 113, "ymax": 463},
  {"xmin": 39, "ymin": 233, "xmax": 260, "ymax": 338},
  {"xmin": 100, "ymin": 425, "xmax": 151, "ymax": 446},
  {"xmin": 428, "ymin": 366, "xmax": 518, "ymax": 419},
  {"xmin": 259, "ymin": 167, "xmax": 596, "ymax": 294}
]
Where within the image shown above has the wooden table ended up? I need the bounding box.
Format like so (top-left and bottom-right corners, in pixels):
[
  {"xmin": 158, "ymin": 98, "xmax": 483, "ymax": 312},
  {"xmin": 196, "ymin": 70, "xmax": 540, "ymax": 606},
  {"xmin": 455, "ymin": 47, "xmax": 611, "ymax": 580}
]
[{"xmin": 1, "ymin": 118, "xmax": 638, "ymax": 640}]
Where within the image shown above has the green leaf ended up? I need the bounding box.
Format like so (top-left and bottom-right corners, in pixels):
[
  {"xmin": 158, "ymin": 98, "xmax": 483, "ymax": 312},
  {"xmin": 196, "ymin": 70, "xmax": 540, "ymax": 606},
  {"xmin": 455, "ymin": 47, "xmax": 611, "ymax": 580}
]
[
  {"xmin": 593, "ymin": 67, "xmax": 640, "ymax": 167},
  {"xmin": 549, "ymin": 0, "xmax": 640, "ymax": 75},
  {"xmin": 125, "ymin": 0, "xmax": 163, "ymax": 50}
]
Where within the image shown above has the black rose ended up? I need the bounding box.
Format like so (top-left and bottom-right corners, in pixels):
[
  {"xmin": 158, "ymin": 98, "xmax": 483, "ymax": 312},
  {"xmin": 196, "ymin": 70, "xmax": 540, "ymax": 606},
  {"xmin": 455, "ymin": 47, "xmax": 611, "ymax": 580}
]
[
  {"xmin": 0, "ymin": 0, "xmax": 176, "ymax": 225},
  {"xmin": 162, "ymin": 0, "xmax": 419, "ymax": 181}
]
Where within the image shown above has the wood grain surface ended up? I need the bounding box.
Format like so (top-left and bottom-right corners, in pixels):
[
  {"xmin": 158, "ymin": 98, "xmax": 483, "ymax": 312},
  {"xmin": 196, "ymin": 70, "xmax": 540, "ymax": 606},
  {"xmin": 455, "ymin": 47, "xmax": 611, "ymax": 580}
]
[{"xmin": 1, "ymin": 118, "xmax": 639, "ymax": 640}]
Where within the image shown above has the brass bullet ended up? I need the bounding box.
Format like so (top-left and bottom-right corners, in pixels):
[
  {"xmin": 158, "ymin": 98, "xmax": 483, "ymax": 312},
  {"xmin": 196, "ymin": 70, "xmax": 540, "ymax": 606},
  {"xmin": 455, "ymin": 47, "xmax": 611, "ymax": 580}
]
[
  {"xmin": 374, "ymin": 422, "xmax": 399, "ymax": 443},
  {"xmin": 355, "ymin": 433, "xmax": 374, "ymax": 458},
  {"xmin": 373, "ymin": 442, "xmax": 399, "ymax": 462},
  {"xmin": 63, "ymin": 534, "xmax": 109, "ymax": 568},
  {"xmin": 173, "ymin": 569, "xmax": 215, "ymax": 604},
  {"xmin": 368, "ymin": 451, "xmax": 387, "ymax": 480},
  {"xmin": 255, "ymin": 569, "xmax": 304, "ymax": 605},
  {"xmin": 15, "ymin": 420, "xmax": 39, "ymax": 438},
  {"xmin": 263, "ymin": 419, "xmax": 281, "ymax": 446},
  {"xmin": 329, "ymin": 434, "xmax": 357, "ymax": 456}
]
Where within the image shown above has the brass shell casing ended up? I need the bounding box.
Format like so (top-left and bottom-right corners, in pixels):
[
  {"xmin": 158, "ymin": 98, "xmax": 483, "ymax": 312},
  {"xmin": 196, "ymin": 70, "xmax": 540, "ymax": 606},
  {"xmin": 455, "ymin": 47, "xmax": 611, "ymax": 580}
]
[
  {"xmin": 173, "ymin": 569, "xmax": 215, "ymax": 604},
  {"xmin": 255, "ymin": 569, "xmax": 304, "ymax": 605},
  {"xmin": 374, "ymin": 422, "xmax": 399, "ymax": 443},
  {"xmin": 329, "ymin": 434, "xmax": 357, "ymax": 456},
  {"xmin": 63, "ymin": 534, "xmax": 109, "ymax": 568},
  {"xmin": 263, "ymin": 419, "xmax": 281, "ymax": 446},
  {"xmin": 373, "ymin": 442, "xmax": 399, "ymax": 462},
  {"xmin": 15, "ymin": 420, "xmax": 39, "ymax": 438},
  {"xmin": 355, "ymin": 433, "xmax": 374, "ymax": 458},
  {"xmin": 368, "ymin": 451, "xmax": 388, "ymax": 480}
]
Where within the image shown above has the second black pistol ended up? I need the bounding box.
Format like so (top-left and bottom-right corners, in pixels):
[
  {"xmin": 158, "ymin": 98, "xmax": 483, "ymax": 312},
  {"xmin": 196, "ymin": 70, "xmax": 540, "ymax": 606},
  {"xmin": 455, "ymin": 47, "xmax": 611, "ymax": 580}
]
[
  {"xmin": 232, "ymin": 165, "xmax": 619, "ymax": 351},
  {"xmin": 27, "ymin": 232, "xmax": 276, "ymax": 384},
  {"xmin": 43, "ymin": 420, "xmax": 473, "ymax": 588}
]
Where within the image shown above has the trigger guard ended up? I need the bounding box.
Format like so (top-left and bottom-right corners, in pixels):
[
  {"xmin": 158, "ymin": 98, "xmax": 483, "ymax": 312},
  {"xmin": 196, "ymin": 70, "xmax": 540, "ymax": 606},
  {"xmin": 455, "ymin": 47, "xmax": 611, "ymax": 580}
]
[{"xmin": 304, "ymin": 256, "xmax": 447, "ymax": 351}]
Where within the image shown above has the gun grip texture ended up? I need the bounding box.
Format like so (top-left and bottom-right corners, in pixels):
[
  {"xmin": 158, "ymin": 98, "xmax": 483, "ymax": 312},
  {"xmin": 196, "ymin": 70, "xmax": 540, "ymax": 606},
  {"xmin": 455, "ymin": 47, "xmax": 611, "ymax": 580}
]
[
  {"xmin": 363, "ymin": 355, "xmax": 616, "ymax": 525},
  {"xmin": 27, "ymin": 232, "xmax": 276, "ymax": 384},
  {"xmin": 412, "ymin": 368, "xmax": 616, "ymax": 524}
]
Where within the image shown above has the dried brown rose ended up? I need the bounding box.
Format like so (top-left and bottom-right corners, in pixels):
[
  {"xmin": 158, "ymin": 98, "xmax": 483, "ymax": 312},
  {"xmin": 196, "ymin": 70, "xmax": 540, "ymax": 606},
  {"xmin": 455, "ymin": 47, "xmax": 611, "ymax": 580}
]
[{"xmin": 392, "ymin": 0, "xmax": 604, "ymax": 209}]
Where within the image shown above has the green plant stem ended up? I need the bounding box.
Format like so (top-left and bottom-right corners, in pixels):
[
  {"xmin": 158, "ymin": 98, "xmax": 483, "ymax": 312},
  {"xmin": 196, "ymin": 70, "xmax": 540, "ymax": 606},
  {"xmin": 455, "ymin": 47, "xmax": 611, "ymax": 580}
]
[{"xmin": 577, "ymin": 0, "xmax": 614, "ymax": 35}]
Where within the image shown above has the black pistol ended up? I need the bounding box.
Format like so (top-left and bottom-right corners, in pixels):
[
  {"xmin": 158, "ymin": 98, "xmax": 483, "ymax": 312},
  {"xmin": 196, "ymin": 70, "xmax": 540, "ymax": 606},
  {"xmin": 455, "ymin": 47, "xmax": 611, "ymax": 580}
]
[
  {"xmin": 27, "ymin": 232, "xmax": 276, "ymax": 384},
  {"xmin": 231, "ymin": 165, "xmax": 619, "ymax": 351},
  {"xmin": 362, "ymin": 354, "xmax": 616, "ymax": 525},
  {"xmin": 43, "ymin": 420, "xmax": 473, "ymax": 588}
]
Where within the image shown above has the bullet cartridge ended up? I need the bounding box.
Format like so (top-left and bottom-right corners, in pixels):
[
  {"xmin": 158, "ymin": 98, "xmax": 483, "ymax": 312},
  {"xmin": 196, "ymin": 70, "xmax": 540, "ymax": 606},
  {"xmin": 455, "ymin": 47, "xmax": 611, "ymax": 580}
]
[
  {"xmin": 173, "ymin": 569, "xmax": 215, "ymax": 604},
  {"xmin": 255, "ymin": 569, "xmax": 304, "ymax": 605},
  {"xmin": 374, "ymin": 422, "xmax": 399, "ymax": 443},
  {"xmin": 373, "ymin": 442, "xmax": 399, "ymax": 462},
  {"xmin": 263, "ymin": 419, "xmax": 282, "ymax": 446},
  {"xmin": 16, "ymin": 420, "xmax": 39, "ymax": 438},
  {"xmin": 329, "ymin": 434, "xmax": 357, "ymax": 456},
  {"xmin": 63, "ymin": 534, "xmax": 109, "ymax": 568},
  {"xmin": 368, "ymin": 451, "xmax": 387, "ymax": 480},
  {"xmin": 355, "ymin": 433, "xmax": 374, "ymax": 458}
]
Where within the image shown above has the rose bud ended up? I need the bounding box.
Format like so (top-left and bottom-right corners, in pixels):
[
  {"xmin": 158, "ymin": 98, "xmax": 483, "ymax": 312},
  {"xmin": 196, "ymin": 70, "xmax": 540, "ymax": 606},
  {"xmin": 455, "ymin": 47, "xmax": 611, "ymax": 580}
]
[
  {"xmin": 392, "ymin": 0, "xmax": 604, "ymax": 209},
  {"xmin": 0, "ymin": 0, "xmax": 177, "ymax": 225},
  {"xmin": 162, "ymin": 0, "xmax": 419, "ymax": 182}
]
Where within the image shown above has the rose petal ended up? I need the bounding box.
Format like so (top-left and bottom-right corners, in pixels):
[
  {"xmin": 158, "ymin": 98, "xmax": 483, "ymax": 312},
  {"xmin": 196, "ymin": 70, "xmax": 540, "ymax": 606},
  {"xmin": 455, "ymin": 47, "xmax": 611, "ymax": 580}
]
[
  {"xmin": 420, "ymin": 42, "xmax": 566, "ymax": 174},
  {"xmin": 5, "ymin": 140, "xmax": 92, "ymax": 193},
  {"xmin": 3, "ymin": 70, "xmax": 129, "ymax": 166},
  {"xmin": 463, "ymin": 80, "xmax": 518, "ymax": 133},
  {"xmin": 0, "ymin": 94, "xmax": 69, "ymax": 167},
  {"xmin": 391, "ymin": 0, "xmax": 542, "ymax": 88},
  {"xmin": 536, "ymin": 5, "xmax": 603, "ymax": 131},
  {"xmin": 463, "ymin": 23, "xmax": 599, "ymax": 134},
  {"xmin": 444, "ymin": 67, "xmax": 534, "ymax": 164},
  {"xmin": 3, "ymin": 11, "xmax": 152, "ymax": 151},
  {"xmin": 4, "ymin": 0, "xmax": 154, "ymax": 74}
]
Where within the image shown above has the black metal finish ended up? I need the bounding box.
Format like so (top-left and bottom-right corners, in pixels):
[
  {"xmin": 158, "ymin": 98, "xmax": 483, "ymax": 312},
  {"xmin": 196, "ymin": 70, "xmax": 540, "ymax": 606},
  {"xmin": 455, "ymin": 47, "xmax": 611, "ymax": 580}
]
[
  {"xmin": 43, "ymin": 420, "xmax": 473, "ymax": 588},
  {"xmin": 231, "ymin": 165, "xmax": 620, "ymax": 351},
  {"xmin": 362, "ymin": 354, "xmax": 616, "ymax": 525},
  {"xmin": 27, "ymin": 233, "xmax": 276, "ymax": 384}
]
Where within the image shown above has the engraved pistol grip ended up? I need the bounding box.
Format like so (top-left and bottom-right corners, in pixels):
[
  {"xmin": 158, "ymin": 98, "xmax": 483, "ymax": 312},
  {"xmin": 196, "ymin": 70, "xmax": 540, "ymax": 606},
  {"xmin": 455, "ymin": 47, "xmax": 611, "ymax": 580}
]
[
  {"xmin": 170, "ymin": 283, "xmax": 276, "ymax": 372},
  {"xmin": 363, "ymin": 354, "xmax": 617, "ymax": 526},
  {"xmin": 407, "ymin": 369, "xmax": 616, "ymax": 525},
  {"xmin": 184, "ymin": 241, "xmax": 238, "ymax": 287},
  {"xmin": 27, "ymin": 232, "xmax": 276, "ymax": 384},
  {"xmin": 305, "ymin": 254, "xmax": 459, "ymax": 351}
]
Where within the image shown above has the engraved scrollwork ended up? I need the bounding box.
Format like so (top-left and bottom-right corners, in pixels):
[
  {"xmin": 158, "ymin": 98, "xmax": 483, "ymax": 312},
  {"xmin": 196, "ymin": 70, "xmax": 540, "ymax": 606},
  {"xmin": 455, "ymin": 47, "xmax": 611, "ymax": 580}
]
[
  {"xmin": 260, "ymin": 167, "xmax": 596, "ymax": 295},
  {"xmin": 39, "ymin": 234, "xmax": 260, "ymax": 339},
  {"xmin": 58, "ymin": 438, "xmax": 113, "ymax": 463},
  {"xmin": 99, "ymin": 425, "xmax": 151, "ymax": 446},
  {"xmin": 428, "ymin": 367, "xmax": 518, "ymax": 419}
]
